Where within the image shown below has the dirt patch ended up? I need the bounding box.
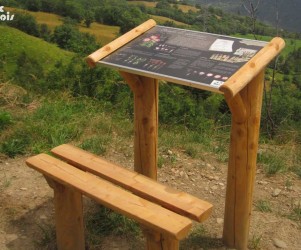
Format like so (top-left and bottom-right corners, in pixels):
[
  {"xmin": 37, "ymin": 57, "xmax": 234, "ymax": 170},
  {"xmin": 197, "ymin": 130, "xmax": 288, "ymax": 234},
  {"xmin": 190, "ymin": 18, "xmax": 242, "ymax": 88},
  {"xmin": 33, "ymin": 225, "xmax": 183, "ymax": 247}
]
[{"xmin": 0, "ymin": 150, "xmax": 300, "ymax": 249}]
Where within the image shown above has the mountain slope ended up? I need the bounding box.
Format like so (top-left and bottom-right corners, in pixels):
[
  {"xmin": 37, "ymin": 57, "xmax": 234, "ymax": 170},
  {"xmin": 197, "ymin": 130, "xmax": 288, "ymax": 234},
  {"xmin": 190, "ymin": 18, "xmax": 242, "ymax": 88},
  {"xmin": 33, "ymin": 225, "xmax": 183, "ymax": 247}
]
[
  {"xmin": 193, "ymin": 0, "xmax": 301, "ymax": 33},
  {"xmin": 0, "ymin": 25, "xmax": 73, "ymax": 77}
]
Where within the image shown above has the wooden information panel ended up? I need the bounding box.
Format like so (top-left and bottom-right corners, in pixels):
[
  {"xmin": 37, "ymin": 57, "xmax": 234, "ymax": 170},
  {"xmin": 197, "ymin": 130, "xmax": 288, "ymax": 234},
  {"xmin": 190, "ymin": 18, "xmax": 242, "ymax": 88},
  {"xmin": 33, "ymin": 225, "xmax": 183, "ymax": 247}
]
[
  {"xmin": 88, "ymin": 20, "xmax": 285, "ymax": 249},
  {"xmin": 98, "ymin": 25, "xmax": 267, "ymax": 93}
]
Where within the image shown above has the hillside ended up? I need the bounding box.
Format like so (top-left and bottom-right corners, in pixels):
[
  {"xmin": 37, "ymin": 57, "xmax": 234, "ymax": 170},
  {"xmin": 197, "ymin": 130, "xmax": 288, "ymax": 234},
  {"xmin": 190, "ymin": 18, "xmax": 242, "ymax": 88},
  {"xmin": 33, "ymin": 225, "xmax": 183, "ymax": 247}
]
[
  {"xmin": 0, "ymin": 25, "xmax": 73, "ymax": 78},
  {"xmin": 193, "ymin": 0, "xmax": 301, "ymax": 33},
  {"xmin": 128, "ymin": 1, "xmax": 200, "ymax": 12},
  {"xmin": 6, "ymin": 7, "xmax": 119, "ymax": 45}
]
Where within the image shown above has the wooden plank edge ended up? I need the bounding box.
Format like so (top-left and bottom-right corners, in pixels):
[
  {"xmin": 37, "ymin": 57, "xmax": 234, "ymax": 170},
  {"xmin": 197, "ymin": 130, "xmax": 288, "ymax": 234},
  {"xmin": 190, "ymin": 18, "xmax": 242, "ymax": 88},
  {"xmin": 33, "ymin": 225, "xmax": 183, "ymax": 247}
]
[
  {"xmin": 25, "ymin": 154, "xmax": 192, "ymax": 240},
  {"xmin": 51, "ymin": 144, "xmax": 213, "ymax": 222},
  {"xmin": 219, "ymin": 37, "xmax": 285, "ymax": 99},
  {"xmin": 86, "ymin": 19, "xmax": 156, "ymax": 68}
]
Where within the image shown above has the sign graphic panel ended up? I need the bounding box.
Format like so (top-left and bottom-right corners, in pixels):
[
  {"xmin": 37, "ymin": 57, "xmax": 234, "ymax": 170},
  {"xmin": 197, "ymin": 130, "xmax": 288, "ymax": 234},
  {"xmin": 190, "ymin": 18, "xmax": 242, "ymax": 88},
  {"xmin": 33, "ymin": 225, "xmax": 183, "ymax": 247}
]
[{"xmin": 99, "ymin": 26, "xmax": 267, "ymax": 92}]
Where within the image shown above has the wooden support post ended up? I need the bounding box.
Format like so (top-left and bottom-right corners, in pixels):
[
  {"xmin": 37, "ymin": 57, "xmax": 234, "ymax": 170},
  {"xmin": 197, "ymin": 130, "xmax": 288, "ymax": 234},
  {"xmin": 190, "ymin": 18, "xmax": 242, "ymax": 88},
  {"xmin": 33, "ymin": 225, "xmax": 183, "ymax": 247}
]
[
  {"xmin": 45, "ymin": 178, "xmax": 85, "ymax": 250},
  {"xmin": 119, "ymin": 72, "xmax": 159, "ymax": 179},
  {"xmin": 223, "ymin": 70, "xmax": 265, "ymax": 249},
  {"xmin": 120, "ymin": 72, "xmax": 168, "ymax": 248},
  {"xmin": 143, "ymin": 230, "xmax": 179, "ymax": 250}
]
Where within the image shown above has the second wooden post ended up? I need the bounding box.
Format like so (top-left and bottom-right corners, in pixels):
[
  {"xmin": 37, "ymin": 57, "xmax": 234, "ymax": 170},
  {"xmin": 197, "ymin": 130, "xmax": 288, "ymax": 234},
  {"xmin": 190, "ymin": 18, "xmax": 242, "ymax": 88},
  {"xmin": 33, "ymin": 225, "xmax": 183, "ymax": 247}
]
[
  {"xmin": 223, "ymin": 70, "xmax": 265, "ymax": 249},
  {"xmin": 120, "ymin": 72, "xmax": 159, "ymax": 179}
]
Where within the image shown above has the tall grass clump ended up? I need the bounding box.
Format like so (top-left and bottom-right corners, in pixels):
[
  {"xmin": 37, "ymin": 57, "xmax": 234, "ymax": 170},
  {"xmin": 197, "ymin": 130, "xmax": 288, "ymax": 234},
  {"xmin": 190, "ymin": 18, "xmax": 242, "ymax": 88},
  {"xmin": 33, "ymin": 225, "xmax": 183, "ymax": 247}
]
[
  {"xmin": 258, "ymin": 151, "xmax": 286, "ymax": 176},
  {"xmin": 0, "ymin": 110, "xmax": 13, "ymax": 131},
  {"xmin": 86, "ymin": 206, "xmax": 141, "ymax": 247},
  {"xmin": 0, "ymin": 94, "xmax": 108, "ymax": 156}
]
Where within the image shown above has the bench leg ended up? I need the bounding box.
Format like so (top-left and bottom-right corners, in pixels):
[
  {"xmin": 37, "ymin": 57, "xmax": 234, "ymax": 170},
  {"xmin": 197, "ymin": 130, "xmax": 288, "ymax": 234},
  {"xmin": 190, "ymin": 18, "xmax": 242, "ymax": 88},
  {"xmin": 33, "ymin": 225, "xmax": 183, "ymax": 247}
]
[
  {"xmin": 144, "ymin": 229, "xmax": 179, "ymax": 250},
  {"xmin": 46, "ymin": 177, "xmax": 85, "ymax": 250}
]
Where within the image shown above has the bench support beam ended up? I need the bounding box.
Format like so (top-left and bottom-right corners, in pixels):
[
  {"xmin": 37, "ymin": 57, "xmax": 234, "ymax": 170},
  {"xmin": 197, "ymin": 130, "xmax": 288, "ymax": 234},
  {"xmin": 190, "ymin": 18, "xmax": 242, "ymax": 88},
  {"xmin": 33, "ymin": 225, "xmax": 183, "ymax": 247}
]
[
  {"xmin": 46, "ymin": 178, "xmax": 85, "ymax": 250},
  {"xmin": 143, "ymin": 229, "xmax": 179, "ymax": 250}
]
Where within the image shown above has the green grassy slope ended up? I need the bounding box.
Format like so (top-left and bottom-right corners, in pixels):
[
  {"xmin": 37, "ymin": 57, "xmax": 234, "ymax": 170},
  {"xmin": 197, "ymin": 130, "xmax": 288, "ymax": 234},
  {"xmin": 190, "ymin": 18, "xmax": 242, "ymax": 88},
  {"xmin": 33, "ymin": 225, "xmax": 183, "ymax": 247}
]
[
  {"xmin": 0, "ymin": 25, "xmax": 73, "ymax": 78},
  {"xmin": 150, "ymin": 15, "xmax": 189, "ymax": 27}
]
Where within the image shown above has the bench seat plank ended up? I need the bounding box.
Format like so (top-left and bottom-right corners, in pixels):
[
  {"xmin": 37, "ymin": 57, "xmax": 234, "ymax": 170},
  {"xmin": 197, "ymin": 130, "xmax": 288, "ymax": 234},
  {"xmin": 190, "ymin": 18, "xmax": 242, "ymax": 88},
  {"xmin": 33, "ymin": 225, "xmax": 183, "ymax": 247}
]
[
  {"xmin": 51, "ymin": 144, "xmax": 213, "ymax": 222},
  {"xmin": 26, "ymin": 154, "xmax": 192, "ymax": 240}
]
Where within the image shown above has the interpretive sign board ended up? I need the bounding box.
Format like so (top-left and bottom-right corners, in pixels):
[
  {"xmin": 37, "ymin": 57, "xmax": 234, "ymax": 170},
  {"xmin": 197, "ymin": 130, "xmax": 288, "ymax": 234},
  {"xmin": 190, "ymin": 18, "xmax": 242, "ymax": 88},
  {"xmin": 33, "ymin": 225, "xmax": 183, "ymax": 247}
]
[{"xmin": 98, "ymin": 25, "xmax": 267, "ymax": 92}]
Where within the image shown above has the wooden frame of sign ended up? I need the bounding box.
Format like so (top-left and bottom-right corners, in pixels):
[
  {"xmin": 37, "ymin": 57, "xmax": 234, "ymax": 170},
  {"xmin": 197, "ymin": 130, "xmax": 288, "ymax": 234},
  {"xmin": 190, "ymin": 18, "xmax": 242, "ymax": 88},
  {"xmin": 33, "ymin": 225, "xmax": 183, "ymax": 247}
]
[{"xmin": 87, "ymin": 19, "xmax": 285, "ymax": 250}]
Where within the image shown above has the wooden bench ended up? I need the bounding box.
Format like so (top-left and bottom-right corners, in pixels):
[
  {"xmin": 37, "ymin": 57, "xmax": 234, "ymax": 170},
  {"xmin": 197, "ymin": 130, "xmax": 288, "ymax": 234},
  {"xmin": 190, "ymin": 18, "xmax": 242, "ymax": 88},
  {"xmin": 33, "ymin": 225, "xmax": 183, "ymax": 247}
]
[{"xmin": 26, "ymin": 144, "xmax": 213, "ymax": 250}]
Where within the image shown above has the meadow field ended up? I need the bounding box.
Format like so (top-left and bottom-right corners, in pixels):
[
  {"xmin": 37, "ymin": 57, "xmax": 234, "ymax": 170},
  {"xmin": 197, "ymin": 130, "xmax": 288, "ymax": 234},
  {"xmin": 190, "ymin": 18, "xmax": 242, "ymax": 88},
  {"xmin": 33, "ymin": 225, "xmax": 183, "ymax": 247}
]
[
  {"xmin": 6, "ymin": 7, "xmax": 119, "ymax": 44},
  {"xmin": 128, "ymin": 1, "xmax": 200, "ymax": 12}
]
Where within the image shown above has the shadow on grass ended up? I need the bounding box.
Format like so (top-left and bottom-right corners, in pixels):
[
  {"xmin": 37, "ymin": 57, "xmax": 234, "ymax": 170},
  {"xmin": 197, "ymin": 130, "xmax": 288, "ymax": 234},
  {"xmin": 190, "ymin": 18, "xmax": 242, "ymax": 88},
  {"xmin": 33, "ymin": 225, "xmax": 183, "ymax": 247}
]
[{"xmin": 182, "ymin": 236, "xmax": 225, "ymax": 250}]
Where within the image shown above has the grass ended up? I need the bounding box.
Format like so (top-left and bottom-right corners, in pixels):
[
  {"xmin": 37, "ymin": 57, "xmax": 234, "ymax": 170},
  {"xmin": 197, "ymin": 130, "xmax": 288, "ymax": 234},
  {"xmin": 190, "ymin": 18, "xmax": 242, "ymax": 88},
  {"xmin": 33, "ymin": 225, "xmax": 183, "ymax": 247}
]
[
  {"xmin": 78, "ymin": 23, "xmax": 119, "ymax": 45},
  {"xmin": 0, "ymin": 91, "xmax": 133, "ymax": 157},
  {"xmin": 36, "ymin": 223, "xmax": 56, "ymax": 248},
  {"xmin": 6, "ymin": 7, "xmax": 63, "ymax": 31},
  {"xmin": 128, "ymin": 1, "xmax": 200, "ymax": 13},
  {"xmin": 257, "ymin": 150, "xmax": 286, "ymax": 175},
  {"xmin": 0, "ymin": 25, "xmax": 73, "ymax": 77},
  {"xmin": 127, "ymin": 1, "xmax": 157, "ymax": 8},
  {"xmin": 171, "ymin": 4, "xmax": 199, "ymax": 13},
  {"xmin": 256, "ymin": 143, "xmax": 301, "ymax": 178},
  {"xmin": 288, "ymin": 201, "xmax": 301, "ymax": 228},
  {"xmin": 150, "ymin": 14, "xmax": 189, "ymax": 26},
  {"xmin": 0, "ymin": 173, "xmax": 11, "ymax": 191},
  {"xmin": 0, "ymin": 110, "xmax": 13, "ymax": 131},
  {"xmin": 292, "ymin": 151, "xmax": 301, "ymax": 178},
  {"xmin": 86, "ymin": 206, "xmax": 142, "ymax": 248},
  {"xmin": 249, "ymin": 234, "xmax": 262, "ymax": 250},
  {"xmin": 181, "ymin": 225, "xmax": 224, "ymax": 249},
  {"xmin": 255, "ymin": 200, "xmax": 272, "ymax": 213}
]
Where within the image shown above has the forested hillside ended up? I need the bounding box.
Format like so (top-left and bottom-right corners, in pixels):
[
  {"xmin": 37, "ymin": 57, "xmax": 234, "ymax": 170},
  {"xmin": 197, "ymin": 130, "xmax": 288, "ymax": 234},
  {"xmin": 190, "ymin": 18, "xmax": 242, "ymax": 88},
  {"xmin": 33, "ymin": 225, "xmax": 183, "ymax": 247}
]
[{"xmin": 193, "ymin": 0, "xmax": 301, "ymax": 33}]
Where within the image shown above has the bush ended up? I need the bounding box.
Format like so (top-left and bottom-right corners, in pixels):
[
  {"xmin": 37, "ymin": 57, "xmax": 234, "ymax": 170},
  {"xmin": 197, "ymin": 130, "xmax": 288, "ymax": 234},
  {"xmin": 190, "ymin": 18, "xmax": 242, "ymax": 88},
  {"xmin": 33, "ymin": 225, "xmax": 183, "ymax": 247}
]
[
  {"xmin": 52, "ymin": 24, "xmax": 99, "ymax": 54},
  {"xmin": 8, "ymin": 12, "xmax": 39, "ymax": 37},
  {"xmin": 1, "ymin": 131, "xmax": 31, "ymax": 157},
  {"xmin": 14, "ymin": 51, "xmax": 44, "ymax": 88},
  {"xmin": 0, "ymin": 110, "xmax": 13, "ymax": 131}
]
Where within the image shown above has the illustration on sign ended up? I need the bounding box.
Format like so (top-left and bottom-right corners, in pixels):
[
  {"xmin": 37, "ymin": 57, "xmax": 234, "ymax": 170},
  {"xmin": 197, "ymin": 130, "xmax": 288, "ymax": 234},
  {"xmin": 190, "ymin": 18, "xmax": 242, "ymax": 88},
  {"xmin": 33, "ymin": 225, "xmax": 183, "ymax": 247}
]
[{"xmin": 99, "ymin": 26, "xmax": 267, "ymax": 91}]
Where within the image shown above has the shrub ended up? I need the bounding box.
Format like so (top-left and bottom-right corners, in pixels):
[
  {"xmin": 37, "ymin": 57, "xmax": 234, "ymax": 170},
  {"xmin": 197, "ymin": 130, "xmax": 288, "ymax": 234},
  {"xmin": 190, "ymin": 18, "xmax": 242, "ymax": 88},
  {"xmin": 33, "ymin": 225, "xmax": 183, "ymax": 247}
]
[
  {"xmin": 0, "ymin": 110, "xmax": 13, "ymax": 131},
  {"xmin": 8, "ymin": 12, "xmax": 39, "ymax": 36},
  {"xmin": 52, "ymin": 23, "xmax": 99, "ymax": 54}
]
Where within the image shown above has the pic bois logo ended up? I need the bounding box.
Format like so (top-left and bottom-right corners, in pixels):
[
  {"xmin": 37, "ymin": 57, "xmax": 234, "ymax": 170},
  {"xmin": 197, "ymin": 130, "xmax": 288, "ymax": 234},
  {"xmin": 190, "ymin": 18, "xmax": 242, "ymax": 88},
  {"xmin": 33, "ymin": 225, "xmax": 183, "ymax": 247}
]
[{"xmin": 0, "ymin": 6, "xmax": 14, "ymax": 21}]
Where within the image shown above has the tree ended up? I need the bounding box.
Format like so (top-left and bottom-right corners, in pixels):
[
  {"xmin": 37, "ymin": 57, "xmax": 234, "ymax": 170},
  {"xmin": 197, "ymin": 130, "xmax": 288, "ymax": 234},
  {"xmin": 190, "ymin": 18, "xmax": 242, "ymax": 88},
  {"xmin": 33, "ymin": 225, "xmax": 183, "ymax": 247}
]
[
  {"xmin": 40, "ymin": 0, "xmax": 57, "ymax": 13},
  {"xmin": 52, "ymin": 24, "xmax": 80, "ymax": 50},
  {"xmin": 241, "ymin": 0, "xmax": 261, "ymax": 39},
  {"xmin": 156, "ymin": 1, "xmax": 170, "ymax": 9},
  {"xmin": 84, "ymin": 10, "xmax": 95, "ymax": 28},
  {"xmin": 25, "ymin": 0, "xmax": 41, "ymax": 12},
  {"xmin": 52, "ymin": 24, "xmax": 99, "ymax": 54},
  {"xmin": 39, "ymin": 23, "xmax": 51, "ymax": 41},
  {"xmin": 9, "ymin": 12, "xmax": 39, "ymax": 37}
]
